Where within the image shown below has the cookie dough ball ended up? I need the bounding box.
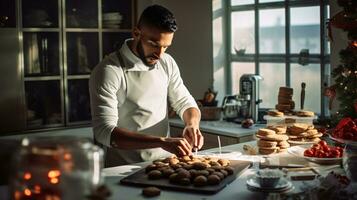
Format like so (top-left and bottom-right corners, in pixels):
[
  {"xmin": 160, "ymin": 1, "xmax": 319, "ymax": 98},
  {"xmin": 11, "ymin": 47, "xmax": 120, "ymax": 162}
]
[
  {"xmin": 142, "ymin": 187, "xmax": 161, "ymax": 197},
  {"xmin": 212, "ymin": 172, "xmax": 224, "ymax": 180},
  {"xmin": 147, "ymin": 170, "xmax": 162, "ymax": 180},
  {"xmin": 193, "ymin": 175, "xmax": 208, "ymax": 187},
  {"xmin": 183, "ymin": 164, "xmax": 193, "ymax": 170},
  {"xmin": 169, "ymin": 158, "xmax": 180, "ymax": 166},
  {"xmin": 207, "ymin": 174, "xmax": 221, "ymax": 185},
  {"xmin": 218, "ymin": 159, "xmax": 230, "ymax": 167},
  {"xmin": 193, "ymin": 162, "xmax": 208, "ymax": 170},
  {"xmin": 207, "ymin": 168, "xmax": 216, "ymax": 174},
  {"xmin": 176, "ymin": 169, "xmax": 191, "ymax": 180},
  {"xmin": 171, "ymin": 164, "xmax": 182, "ymax": 170},
  {"xmin": 178, "ymin": 178, "xmax": 191, "ymax": 186},
  {"xmin": 197, "ymin": 170, "xmax": 210, "ymax": 177},
  {"xmin": 169, "ymin": 173, "xmax": 178, "ymax": 184},
  {"xmin": 145, "ymin": 164, "xmax": 157, "ymax": 173},
  {"xmin": 188, "ymin": 169, "xmax": 198, "ymax": 177},
  {"xmin": 224, "ymin": 166, "xmax": 234, "ymax": 175},
  {"xmin": 220, "ymin": 169, "xmax": 228, "ymax": 177},
  {"xmin": 162, "ymin": 168, "xmax": 175, "ymax": 178}
]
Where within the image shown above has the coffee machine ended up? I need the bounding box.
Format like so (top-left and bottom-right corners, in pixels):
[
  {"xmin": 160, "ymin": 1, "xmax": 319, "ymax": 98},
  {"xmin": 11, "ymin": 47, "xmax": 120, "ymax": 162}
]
[{"xmin": 239, "ymin": 74, "xmax": 263, "ymax": 123}]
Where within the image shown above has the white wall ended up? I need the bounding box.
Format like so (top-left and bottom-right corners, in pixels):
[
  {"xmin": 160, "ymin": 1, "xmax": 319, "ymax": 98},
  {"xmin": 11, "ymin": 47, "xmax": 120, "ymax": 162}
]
[{"xmin": 137, "ymin": 0, "xmax": 213, "ymax": 99}]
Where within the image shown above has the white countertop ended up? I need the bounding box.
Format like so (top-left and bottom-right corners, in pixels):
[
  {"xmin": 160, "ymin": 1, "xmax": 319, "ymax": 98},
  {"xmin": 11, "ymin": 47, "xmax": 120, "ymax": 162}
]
[
  {"xmin": 169, "ymin": 118, "xmax": 265, "ymax": 138},
  {"xmin": 103, "ymin": 141, "xmax": 343, "ymax": 200}
]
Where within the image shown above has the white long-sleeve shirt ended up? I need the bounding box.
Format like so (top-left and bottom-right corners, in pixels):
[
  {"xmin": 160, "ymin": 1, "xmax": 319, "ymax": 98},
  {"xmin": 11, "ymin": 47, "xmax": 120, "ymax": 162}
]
[{"xmin": 89, "ymin": 39, "xmax": 199, "ymax": 167}]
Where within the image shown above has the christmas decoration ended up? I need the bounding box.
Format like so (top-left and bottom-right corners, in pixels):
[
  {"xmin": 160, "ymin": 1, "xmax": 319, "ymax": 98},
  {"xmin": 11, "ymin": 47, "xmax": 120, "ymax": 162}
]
[{"xmin": 328, "ymin": 0, "xmax": 357, "ymax": 124}]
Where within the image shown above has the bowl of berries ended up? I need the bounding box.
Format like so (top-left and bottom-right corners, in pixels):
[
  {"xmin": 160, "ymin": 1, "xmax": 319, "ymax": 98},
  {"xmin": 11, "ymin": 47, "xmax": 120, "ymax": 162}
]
[{"xmin": 288, "ymin": 140, "xmax": 343, "ymax": 165}]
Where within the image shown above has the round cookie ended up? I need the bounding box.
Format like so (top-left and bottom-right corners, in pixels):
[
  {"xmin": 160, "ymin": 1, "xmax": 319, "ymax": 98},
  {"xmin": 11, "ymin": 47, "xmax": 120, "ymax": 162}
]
[
  {"xmin": 296, "ymin": 110, "xmax": 314, "ymax": 117},
  {"xmin": 278, "ymin": 141, "xmax": 290, "ymax": 148},
  {"xmin": 279, "ymin": 87, "xmax": 293, "ymax": 95},
  {"xmin": 259, "ymin": 148, "xmax": 277, "ymax": 155},
  {"xmin": 256, "ymin": 128, "xmax": 276, "ymax": 137},
  {"xmin": 256, "ymin": 134, "xmax": 289, "ymax": 141},
  {"xmin": 288, "ymin": 123, "xmax": 309, "ymax": 134},
  {"xmin": 277, "ymin": 148, "xmax": 288, "ymax": 153},
  {"xmin": 257, "ymin": 139, "xmax": 278, "ymax": 148},
  {"xmin": 267, "ymin": 126, "xmax": 287, "ymax": 134},
  {"xmin": 267, "ymin": 110, "xmax": 284, "ymax": 117},
  {"xmin": 142, "ymin": 187, "xmax": 161, "ymax": 197},
  {"xmin": 275, "ymin": 104, "xmax": 292, "ymax": 111}
]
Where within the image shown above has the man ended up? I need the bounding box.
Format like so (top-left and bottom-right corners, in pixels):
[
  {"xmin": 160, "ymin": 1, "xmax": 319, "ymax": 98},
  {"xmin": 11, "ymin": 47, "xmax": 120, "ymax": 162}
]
[{"xmin": 89, "ymin": 5, "xmax": 204, "ymax": 167}]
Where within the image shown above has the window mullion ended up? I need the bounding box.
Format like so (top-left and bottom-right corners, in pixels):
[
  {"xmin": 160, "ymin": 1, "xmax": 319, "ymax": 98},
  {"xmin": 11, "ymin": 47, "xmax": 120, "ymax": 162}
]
[{"xmin": 285, "ymin": 0, "xmax": 290, "ymax": 87}]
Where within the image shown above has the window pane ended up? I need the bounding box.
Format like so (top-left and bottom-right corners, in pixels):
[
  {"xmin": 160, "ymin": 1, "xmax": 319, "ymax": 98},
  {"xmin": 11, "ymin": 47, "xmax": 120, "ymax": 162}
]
[
  {"xmin": 25, "ymin": 80, "xmax": 62, "ymax": 129},
  {"xmin": 0, "ymin": 0, "xmax": 16, "ymax": 27},
  {"xmin": 102, "ymin": 32, "xmax": 130, "ymax": 57},
  {"xmin": 22, "ymin": 0, "xmax": 58, "ymax": 28},
  {"xmin": 231, "ymin": 62, "xmax": 255, "ymax": 94},
  {"xmin": 290, "ymin": 6, "xmax": 320, "ymax": 54},
  {"xmin": 259, "ymin": 63, "xmax": 286, "ymax": 108},
  {"xmin": 259, "ymin": 8, "xmax": 285, "ymax": 54},
  {"xmin": 231, "ymin": 11, "xmax": 255, "ymax": 54},
  {"xmin": 102, "ymin": 0, "xmax": 133, "ymax": 29},
  {"xmin": 66, "ymin": 0, "xmax": 98, "ymax": 28},
  {"xmin": 68, "ymin": 79, "xmax": 91, "ymax": 122},
  {"xmin": 290, "ymin": 63, "xmax": 321, "ymax": 113},
  {"xmin": 23, "ymin": 32, "xmax": 60, "ymax": 76},
  {"xmin": 66, "ymin": 32, "xmax": 99, "ymax": 75},
  {"xmin": 213, "ymin": 0, "xmax": 222, "ymax": 11},
  {"xmin": 231, "ymin": 0, "xmax": 254, "ymax": 6}
]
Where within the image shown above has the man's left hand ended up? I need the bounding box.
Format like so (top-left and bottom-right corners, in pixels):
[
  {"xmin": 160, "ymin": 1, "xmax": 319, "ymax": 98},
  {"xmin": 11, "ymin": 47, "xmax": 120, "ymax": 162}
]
[{"xmin": 182, "ymin": 125, "xmax": 204, "ymax": 150}]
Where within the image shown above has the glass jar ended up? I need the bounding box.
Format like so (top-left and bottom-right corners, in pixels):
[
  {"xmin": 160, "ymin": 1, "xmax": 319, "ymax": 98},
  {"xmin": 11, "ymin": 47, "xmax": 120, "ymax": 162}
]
[
  {"xmin": 10, "ymin": 137, "xmax": 104, "ymax": 200},
  {"xmin": 342, "ymin": 143, "xmax": 357, "ymax": 182}
]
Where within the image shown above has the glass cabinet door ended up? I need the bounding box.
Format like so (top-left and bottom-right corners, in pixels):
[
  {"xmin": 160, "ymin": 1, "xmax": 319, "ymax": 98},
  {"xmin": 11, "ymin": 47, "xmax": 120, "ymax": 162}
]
[
  {"xmin": 66, "ymin": 32, "xmax": 99, "ymax": 75},
  {"xmin": 0, "ymin": 0, "xmax": 16, "ymax": 28},
  {"xmin": 23, "ymin": 32, "xmax": 60, "ymax": 76},
  {"xmin": 25, "ymin": 80, "xmax": 63, "ymax": 129},
  {"xmin": 102, "ymin": 32, "xmax": 131, "ymax": 57},
  {"xmin": 67, "ymin": 79, "xmax": 91, "ymax": 123},
  {"xmin": 102, "ymin": 0, "xmax": 133, "ymax": 29},
  {"xmin": 22, "ymin": 0, "xmax": 59, "ymax": 28},
  {"xmin": 65, "ymin": 0, "xmax": 98, "ymax": 28}
]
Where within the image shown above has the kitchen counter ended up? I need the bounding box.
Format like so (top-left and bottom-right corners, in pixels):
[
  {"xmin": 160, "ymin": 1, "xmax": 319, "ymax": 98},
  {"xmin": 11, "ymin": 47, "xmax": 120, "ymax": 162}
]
[
  {"xmin": 169, "ymin": 118, "xmax": 264, "ymax": 139},
  {"xmin": 102, "ymin": 141, "xmax": 343, "ymax": 200}
]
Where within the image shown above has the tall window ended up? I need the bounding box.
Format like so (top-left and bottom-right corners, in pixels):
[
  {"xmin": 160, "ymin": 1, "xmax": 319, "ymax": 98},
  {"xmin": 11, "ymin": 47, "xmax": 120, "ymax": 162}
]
[{"xmin": 213, "ymin": 0, "xmax": 330, "ymax": 116}]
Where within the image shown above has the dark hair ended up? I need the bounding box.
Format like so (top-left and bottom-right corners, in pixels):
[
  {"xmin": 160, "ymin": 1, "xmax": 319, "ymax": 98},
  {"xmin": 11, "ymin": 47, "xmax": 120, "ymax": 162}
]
[{"xmin": 137, "ymin": 5, "xmax": 177, "ymax": 32}]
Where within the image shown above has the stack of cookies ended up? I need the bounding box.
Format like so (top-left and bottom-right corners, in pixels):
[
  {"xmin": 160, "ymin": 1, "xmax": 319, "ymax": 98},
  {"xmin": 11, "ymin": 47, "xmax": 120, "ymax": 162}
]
[
  {"xmin": 287, "ymin": 123, "xmax": 322, "ymax": 145},
  {"xmin": 276, "ymin": 87, "xmax": 295, "ymax": 113},
  {"xmin": 256, "ymin": 128, "xmax": 289, "ymax": 155}
]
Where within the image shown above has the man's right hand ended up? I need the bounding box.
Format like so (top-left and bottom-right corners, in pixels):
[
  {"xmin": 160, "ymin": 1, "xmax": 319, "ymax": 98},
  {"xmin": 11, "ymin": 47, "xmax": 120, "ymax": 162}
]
[{"xmin": 160, "ymin": 137, "xmax": 192, "ymax": 156}]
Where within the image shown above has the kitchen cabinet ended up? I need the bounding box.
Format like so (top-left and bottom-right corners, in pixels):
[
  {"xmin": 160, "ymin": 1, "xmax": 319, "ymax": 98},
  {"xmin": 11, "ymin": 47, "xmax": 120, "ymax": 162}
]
[{"xmin": 0, "ymin": 0, "xmax": 136, "ymax": 133}]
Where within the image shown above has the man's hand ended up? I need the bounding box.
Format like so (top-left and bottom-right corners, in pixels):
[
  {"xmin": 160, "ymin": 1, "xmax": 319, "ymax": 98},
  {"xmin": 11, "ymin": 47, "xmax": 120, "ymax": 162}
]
[
  {"xmin": 182, "ymin": 125, "xmax": 204, "ymax": 150},
  {"xmin": 161, "ymin": 137, "xmax": 192, "ymax": 156}
]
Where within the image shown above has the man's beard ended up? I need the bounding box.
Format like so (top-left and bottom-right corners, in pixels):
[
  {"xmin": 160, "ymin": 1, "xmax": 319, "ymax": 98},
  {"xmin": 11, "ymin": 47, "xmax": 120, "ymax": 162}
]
[{"xmin": 136, "ymin": 40, "xmax": 158, "ymax": 67}]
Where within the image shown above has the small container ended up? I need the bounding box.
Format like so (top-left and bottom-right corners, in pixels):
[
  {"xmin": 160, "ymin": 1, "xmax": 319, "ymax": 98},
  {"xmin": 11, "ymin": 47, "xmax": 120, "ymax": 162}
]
[
  {"xmin": 256, "ymin": 169, "xmax": 283, "ymax": 188},
  {"xmin": 199, "ymin": 106, "xmax": 222, "ymax": 121},
  {"xmin": 263, "ymin": 115, "xmax": 317, "ymax": 126}
]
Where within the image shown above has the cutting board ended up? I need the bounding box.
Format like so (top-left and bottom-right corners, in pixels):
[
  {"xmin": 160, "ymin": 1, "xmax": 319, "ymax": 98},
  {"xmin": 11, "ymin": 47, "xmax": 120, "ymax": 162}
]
[{"xmin": 120, "ymin": 160, "xmax": 252, "ymax": 194}]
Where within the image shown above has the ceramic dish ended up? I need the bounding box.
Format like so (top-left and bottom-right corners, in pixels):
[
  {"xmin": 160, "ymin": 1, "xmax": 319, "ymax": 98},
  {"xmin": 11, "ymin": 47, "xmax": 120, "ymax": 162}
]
[
  {"xmin": 288, "ymin": 145, "xmax": 342, "ymax": 165},
  {"xmin": 246, "ymin": 176, "xmax": 293, "ymax": 193}
]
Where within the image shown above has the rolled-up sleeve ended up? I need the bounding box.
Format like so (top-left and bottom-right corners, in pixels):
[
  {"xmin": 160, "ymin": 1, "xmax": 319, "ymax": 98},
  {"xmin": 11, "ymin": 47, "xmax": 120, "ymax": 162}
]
[
  {"xmin": 167, "ymin": 56, "xmax": 199, "ymax": 119},
  {"xmin": 89, "ymin": 64, "xmax": 121, "ymax": 147}
]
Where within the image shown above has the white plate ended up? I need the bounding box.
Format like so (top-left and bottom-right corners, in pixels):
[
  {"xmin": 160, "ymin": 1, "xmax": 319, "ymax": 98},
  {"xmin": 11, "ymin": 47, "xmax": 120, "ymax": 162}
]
[
  {"xmin": 288, "ymin": 145, "xmax": 342, "ymax": 165},
  {"xmin": 246, "ymin": 177, "xmax": 292, "ymax": 192},
  {"xmin": 288, "ymin": 140, "xmax": 320, "ymax": 145},
  {"xmin": 197, "ymin": 150, "xmax": 242, "ymax": 160}
]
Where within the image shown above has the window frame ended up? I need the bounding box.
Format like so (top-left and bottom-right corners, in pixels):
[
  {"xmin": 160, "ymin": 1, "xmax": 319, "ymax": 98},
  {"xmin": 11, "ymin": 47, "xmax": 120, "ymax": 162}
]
[{"xmin": 220, "ymin": 0, "xmax": 330, "ymax": 117}]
